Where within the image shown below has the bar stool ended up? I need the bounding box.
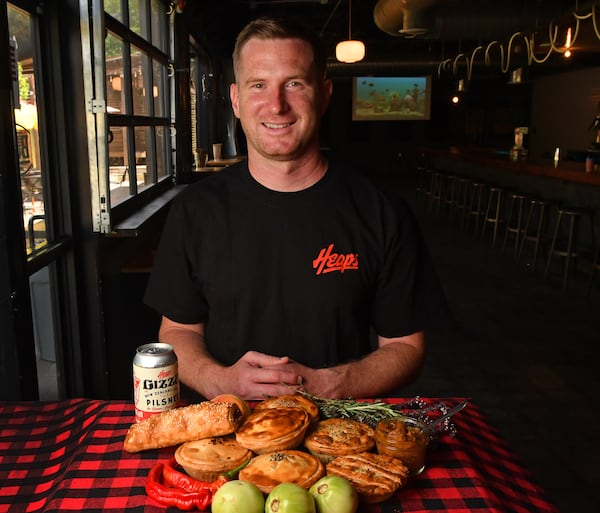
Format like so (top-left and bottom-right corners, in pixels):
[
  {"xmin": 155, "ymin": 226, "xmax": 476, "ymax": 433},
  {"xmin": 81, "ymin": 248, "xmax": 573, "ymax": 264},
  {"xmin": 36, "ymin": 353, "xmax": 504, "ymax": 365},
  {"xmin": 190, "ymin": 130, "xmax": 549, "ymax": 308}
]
[
  {"xmin": 587, "ymin": 243, "xmax": 600, "ymax": 295},
  {"xmin": 415, "ymin": 166, "xmax": 431, "ymax": 201},
  {"xmin": 481, "ymin": 186, "xmax": 509, "ymax": 247},
  {"xmin": 441, "ymin": 174, "xmax": 458, "ymax": 220},
  {"xmin": 544, "ymin": 206, "xmax": 595, "ymax": 289},
  {"xmin": 502, "ymin": 191, "xmax": 529, "ymax": 259},
  {"xmin": 452, "ymin": 176, "xmax": 472, "ymax": 227},
  {"xmin": 517, "ymin": 197, "xmax": 550, "ymax": 270},
  {"xmin": 428, "ymin": 171, "xmax": 445, "ymax": 216},
  {"xmin": 465, "ymin": 181, "xmax": 486, "ymax": 235}
]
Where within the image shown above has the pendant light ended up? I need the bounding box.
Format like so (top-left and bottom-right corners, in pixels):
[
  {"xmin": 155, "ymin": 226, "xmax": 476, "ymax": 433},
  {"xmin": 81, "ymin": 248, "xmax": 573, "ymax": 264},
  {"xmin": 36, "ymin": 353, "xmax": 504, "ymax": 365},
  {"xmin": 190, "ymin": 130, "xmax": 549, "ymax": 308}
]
[{"xmin": 336, "ymin": 0, "xmax": 365, "ymax": 63}]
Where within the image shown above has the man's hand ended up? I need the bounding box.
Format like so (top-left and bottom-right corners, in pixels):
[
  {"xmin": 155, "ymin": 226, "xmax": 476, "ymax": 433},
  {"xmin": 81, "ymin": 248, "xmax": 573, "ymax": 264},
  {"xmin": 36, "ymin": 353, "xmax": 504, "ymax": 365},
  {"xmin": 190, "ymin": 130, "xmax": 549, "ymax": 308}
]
[{"xmin": 210, "ymin": 351, "xmax": 304, "ymax": 400}]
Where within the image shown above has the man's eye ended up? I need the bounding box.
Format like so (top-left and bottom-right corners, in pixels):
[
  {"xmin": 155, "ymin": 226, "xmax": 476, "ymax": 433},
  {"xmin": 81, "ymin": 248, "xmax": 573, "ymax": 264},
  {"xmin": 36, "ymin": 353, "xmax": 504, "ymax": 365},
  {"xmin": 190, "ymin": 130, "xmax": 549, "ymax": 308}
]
[
  {"xmin": 251, "ymin": 83, "xmax": 264, "ymax": 89},
  {"xmin": 287, "ymin": 81, "xmax": 301, "ymax": 88}
]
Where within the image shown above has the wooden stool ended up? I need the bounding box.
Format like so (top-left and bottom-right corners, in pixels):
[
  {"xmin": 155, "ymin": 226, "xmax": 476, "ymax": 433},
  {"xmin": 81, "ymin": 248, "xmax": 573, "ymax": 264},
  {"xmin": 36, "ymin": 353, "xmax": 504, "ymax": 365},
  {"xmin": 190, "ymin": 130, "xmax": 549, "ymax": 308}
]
[
  {"xmin": 465, "ymin": 182, "xmax": 486, "ymax": 235},
  {"xmin": 481, "ymin": 186, "xmax": 508, "ymax": 247},
  {"xmin": 544, "ymin": 206, "xmax": 595, "ymax": 289},
  {"xmin": 517, "ymin": 198, "xmax": 550, "ymax": 270},
  {"xmin": 502, "ymin": 192, "xmax": 529, "ymax": 259}
]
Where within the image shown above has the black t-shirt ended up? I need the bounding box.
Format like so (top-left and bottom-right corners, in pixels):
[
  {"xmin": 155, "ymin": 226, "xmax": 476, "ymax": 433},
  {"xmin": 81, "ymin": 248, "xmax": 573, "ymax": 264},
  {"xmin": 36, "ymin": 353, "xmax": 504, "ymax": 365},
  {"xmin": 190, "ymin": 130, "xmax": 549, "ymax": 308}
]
[{"xmin": 144, "ymin": 160, "xmax": 446, "ymax": 368}]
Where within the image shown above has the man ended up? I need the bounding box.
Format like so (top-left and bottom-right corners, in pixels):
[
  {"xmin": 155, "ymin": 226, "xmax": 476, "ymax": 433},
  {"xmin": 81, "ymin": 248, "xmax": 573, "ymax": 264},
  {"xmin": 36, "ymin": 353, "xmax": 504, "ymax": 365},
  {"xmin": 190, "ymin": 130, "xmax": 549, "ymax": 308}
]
[{"xmin": 144, "ymin": 17, "xmax": 446, "ymax": 400}]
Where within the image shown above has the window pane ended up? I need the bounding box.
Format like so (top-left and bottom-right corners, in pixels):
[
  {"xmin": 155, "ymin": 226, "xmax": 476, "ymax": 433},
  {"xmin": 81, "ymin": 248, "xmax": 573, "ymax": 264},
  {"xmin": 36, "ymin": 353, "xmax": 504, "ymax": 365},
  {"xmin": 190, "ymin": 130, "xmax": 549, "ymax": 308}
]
[
  {"xmin": 131, "ymin": 45, "xmax": 149, "ymax": 116},
  {"xmin": 104, "ymin": 0, "xmax": 123, "ymax": 22},
  {"xmin": 151, "ymin": 0, "xmax": 167, "ymax": 52},
  {"xmin": 152, "ymin": 59, "xmax": 167, "ymax": 117},
  {"xmin": 109, "ymin": 126, "xmax": 133, "ymax": 206},
  {"xmin": 156, "ymin": 125, "xmax": 169, "ymax": 180},
  {"xmin": 105, "ymin": 31, "xmax": 126, "ymax": 114},
  {"xmin": 134, "ymin": 126, "xmax": 151, "ymax": 193},
  {"xmin": 9, "ymin": 4, "xmax": 47, "ymax": 255},
  {"xmin": 128, "ymin": 0, "xmax": 147, "ymax": 39}
]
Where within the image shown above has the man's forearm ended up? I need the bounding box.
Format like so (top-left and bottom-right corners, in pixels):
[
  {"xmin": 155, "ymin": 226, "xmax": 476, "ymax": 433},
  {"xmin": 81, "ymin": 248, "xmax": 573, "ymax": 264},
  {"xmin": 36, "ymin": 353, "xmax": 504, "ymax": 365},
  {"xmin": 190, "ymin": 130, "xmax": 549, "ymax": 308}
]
[
  {"xmin": 158, "ymin": 318, "xmax": 225, "ymax": 399},
  {"xmin": 300, "ymin": 334, "xmax": 426, "ymax": 399}
]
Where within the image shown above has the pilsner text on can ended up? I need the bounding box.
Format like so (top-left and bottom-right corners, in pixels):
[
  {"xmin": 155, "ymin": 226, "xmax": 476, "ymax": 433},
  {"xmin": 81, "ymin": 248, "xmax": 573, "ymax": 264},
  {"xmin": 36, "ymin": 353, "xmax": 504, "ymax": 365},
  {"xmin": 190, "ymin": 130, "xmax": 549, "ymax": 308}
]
[{"xmin": 133, "ymin": 342, "xmax": 180, "ymax": 422}]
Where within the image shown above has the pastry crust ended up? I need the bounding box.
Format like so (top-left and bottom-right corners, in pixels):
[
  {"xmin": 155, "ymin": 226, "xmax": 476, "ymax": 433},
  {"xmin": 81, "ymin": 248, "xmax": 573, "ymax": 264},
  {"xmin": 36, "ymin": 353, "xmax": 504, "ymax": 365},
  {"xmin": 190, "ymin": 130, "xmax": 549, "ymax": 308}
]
[
  {"xmin": 303, "ymin": 418, "xmax": 375, "ymax": 463},
  {"xmin": 254, "ymin": 394, "xmax": 320, "ymax": 425},
  {"xmin": 239, "ymin": 450, "xmax": 324, "ymax": 493},
  {"xmin": 123, "ymin": 402, "xmax": 243, "ymax": 453},
  {"xmin": 175, "ymin": 436, "xmax": 253, "ymax": 482},
  {"xmin": 326, "ymin": 452, "xmax": 409, "ymax": 503},
  {"xmin": 235, "ymin": 407, "xmax": 310, "ymax": 454}
]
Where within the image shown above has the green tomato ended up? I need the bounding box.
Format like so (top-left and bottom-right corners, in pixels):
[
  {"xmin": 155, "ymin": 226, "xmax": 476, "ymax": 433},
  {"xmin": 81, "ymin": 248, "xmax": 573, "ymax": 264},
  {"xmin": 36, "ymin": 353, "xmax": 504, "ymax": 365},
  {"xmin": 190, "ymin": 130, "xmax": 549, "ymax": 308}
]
[
  {"xmin": 211, "ymin": 480, "xmax": 265, "ymax": 513},
  {"xmin": 309, "ymin": 476, "xmax": 358, "ymax": 513},
  {"xmin": 265, "ymin": 483, "xmax": 315, "ymax": 513}
]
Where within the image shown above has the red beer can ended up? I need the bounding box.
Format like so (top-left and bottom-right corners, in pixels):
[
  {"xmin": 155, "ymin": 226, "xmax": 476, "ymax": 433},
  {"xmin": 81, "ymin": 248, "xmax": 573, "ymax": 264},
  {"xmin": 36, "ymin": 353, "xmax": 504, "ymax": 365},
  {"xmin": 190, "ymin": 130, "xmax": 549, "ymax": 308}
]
[{"xmin": 133, "ymin": 342, "xmax": 180, "ymax": 422}]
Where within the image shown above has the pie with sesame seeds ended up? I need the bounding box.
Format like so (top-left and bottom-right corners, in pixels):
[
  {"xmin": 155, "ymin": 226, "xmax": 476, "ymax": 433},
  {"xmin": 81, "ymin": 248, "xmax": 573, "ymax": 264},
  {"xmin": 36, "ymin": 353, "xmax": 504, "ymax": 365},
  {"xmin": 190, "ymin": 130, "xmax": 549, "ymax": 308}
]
[{"xmin": 238, "ymin": 450, "xmax": 324, "ymax": 493}]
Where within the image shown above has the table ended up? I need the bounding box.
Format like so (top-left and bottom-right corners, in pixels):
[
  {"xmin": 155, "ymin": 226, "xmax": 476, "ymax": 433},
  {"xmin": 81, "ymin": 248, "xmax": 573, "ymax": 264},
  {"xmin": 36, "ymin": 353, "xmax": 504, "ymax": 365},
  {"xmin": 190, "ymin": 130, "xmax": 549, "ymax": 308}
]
[
  {"xmin": 205, "ymin": 157, "xmax": 245, "ymax": 167},
  {"xmin": 0, "ymin": 398, "xmax": 558, "ymax": 513}
]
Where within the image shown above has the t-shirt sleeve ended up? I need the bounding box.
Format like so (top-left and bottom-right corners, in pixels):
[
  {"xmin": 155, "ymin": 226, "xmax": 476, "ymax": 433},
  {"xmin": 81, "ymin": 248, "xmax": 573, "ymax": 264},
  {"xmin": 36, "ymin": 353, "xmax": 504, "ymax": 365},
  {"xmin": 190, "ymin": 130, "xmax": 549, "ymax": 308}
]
[
  {"xmin": 143, "ymin": 196, "xmax": 209, "ymax": 324},
  {"xmin": 372, "ymin": 193, "xmax": 449, "ymax": 338}
]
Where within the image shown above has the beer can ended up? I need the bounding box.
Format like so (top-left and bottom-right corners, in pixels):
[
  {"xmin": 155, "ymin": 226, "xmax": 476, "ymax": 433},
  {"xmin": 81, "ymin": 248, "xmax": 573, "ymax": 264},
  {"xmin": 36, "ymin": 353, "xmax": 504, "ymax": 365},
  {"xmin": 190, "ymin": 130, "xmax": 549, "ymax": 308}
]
[{"xmin": 133, "ymin": 342, "xmax": 180, "ymax": 422}]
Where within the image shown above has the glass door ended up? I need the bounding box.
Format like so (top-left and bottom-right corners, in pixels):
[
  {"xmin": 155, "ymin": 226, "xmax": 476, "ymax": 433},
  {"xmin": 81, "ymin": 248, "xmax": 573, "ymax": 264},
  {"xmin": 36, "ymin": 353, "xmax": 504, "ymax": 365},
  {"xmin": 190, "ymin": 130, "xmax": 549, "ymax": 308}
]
[{"xmin": 1, "ymin": 1, "xmax": 77, "ymax": 400}]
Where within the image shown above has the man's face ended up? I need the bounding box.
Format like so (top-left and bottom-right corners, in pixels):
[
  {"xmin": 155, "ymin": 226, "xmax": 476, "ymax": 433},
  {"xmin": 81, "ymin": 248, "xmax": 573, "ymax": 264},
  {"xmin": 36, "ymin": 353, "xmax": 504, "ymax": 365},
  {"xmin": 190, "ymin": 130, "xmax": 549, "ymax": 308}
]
[{"xmin": 230, "ymin": 37, "xmax": 332, "ymax": 162}]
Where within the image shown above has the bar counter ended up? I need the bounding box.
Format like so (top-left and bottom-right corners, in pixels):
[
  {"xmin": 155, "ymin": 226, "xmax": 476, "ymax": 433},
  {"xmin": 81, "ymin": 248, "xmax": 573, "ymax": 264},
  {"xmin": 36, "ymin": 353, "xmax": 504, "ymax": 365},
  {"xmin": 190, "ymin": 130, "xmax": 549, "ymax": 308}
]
[
  {"xmin": 0, "ymin": 397, "xmax": 558, "ymax": 513},
  {"xmin": 421, "ymin": 146, "xmax": 600, "ymax": 187},
  {"xmin": 420, "ymin": 146, "xmax": 600, "ymax": 245}
]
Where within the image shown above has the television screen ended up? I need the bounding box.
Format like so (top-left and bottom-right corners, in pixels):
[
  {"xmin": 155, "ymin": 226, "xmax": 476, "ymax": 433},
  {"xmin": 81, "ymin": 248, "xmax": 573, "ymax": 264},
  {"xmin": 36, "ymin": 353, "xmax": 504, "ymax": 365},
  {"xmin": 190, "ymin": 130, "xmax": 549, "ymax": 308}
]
[{"xmin": 352, "ymin": 76, "xmax": 431, "ymax": 121}]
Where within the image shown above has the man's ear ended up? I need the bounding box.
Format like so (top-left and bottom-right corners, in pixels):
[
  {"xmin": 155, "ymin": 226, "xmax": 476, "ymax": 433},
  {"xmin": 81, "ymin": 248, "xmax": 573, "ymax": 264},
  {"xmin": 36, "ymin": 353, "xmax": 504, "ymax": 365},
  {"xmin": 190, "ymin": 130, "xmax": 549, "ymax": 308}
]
[{"xmin": 230, "ymin": 83, "xmax": 240, "ymax": 118}]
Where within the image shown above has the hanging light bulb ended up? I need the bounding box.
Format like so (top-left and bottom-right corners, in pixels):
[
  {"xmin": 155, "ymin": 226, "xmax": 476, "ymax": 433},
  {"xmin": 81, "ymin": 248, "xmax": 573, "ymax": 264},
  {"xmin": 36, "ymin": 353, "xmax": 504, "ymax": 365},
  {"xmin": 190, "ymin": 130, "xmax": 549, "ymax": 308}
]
[
  {"xmin": 564, "ymin": 27, "xmax": 572, "ymax": 58},
  {"xmin": 336, "ymin": 0, "xmax": 365, "ymax": 63}
]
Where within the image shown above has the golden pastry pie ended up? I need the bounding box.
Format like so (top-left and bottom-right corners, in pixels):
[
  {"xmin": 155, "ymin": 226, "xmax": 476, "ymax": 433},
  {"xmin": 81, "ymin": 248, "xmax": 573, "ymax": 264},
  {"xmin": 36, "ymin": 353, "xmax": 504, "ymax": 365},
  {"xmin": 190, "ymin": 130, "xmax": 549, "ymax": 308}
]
[
  {"xmin": 174, "ymin": 436, "xmax": 253, "ymax": 482},
  {"xmin": 238, "ymin": 450, "xmax": 324, "ymax": 494},
  {"xmin": 235, "ymin": 407, "xmax": 310, "ymax": 454},
  {"xmin": 123, "ymin": 401, "xmax": 243, "ymax": 453},
  {"xmin": 326, "ymin": 452, "xmax": 409, "ymax": 503},
  {"xmin": 303, "ymin": 418, "xmax": 375, "ymax": 463},
  {"xmin": 254, "ymin": 394, "xmax": 320, "ymax": 425}
]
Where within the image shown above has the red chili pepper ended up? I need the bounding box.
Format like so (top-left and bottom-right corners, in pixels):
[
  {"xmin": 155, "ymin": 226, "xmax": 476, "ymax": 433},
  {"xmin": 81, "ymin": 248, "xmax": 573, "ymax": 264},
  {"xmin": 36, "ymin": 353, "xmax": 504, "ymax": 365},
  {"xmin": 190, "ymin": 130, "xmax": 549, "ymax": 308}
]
[
  {"xmin": 145, "ymin": 461, "xmax": 212, "ymax": 511},
  {"xmin": 162, "ymin": 458, "xmax": 226, "ymax": 494}
]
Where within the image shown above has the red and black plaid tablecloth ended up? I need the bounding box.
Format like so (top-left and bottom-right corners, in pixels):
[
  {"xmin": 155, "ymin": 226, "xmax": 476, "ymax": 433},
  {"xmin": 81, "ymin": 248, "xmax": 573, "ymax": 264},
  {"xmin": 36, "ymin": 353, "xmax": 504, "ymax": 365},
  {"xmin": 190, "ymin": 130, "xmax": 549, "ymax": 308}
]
[{"xmin": 0, "ymin": 398, "xmax": 558, "ymax": 513}]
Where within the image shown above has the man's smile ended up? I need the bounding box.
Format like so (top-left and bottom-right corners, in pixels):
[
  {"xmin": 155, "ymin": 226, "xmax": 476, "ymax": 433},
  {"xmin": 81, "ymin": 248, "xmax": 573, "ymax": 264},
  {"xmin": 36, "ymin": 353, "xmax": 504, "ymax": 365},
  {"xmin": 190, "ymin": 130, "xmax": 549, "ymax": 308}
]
[{"xmin": 263, "ymin": 121, "xmax": 295, "ymax": 129}]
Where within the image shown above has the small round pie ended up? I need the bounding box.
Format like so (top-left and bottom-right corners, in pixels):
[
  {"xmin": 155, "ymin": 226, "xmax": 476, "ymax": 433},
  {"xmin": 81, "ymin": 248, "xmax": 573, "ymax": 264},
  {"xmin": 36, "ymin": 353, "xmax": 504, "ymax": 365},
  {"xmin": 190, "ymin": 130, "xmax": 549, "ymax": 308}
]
[
  {"xmin": 174, "ymin": 436, "xmax": 253, "ymax": 482},
  {"xmin": 254, "ymin": 394, "xmax": 320, "ymax": 425},
  {"xmin": 238, "ymin": 450, "xmax": 324, "ymax": 494},
  {"xmin": 303, "ymin": 418, "xmax": 375, "ymax": 463},
  {"xmin": 235, "ymin": 407, "xmax": 310, "ymax": 454},
  {"xmin": 326, "ymin": 452, "xmax": 409, "ymax": 503}
]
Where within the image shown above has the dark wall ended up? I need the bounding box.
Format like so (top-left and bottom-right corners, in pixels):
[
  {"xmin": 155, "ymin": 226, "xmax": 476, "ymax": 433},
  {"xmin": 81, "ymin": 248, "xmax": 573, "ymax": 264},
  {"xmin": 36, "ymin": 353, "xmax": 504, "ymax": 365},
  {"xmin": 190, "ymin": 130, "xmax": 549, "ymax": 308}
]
[{"xmin": 324, "ymin": 75, "xmax": 532, "ymax": 177}]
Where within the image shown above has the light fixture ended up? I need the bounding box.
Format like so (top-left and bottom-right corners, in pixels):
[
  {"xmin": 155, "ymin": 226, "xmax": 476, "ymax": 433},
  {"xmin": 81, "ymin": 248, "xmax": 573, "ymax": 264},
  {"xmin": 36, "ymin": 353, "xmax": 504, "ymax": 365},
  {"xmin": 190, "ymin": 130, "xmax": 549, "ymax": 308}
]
[
  {"xmin": 564, "ymin": 27, "xmax": 572, "ymax": 58},
  {"xmin": 336, "ymin": 0, "xmax": 365, "ymax": 63}
]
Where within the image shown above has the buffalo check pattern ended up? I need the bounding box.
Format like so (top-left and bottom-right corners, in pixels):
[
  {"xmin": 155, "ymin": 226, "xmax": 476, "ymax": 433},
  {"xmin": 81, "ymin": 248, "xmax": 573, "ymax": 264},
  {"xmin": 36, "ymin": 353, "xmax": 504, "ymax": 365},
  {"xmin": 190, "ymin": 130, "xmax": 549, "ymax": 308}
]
[{"xmin": 0, "ymin": 398, "xmax": 558, "ymax": 513}]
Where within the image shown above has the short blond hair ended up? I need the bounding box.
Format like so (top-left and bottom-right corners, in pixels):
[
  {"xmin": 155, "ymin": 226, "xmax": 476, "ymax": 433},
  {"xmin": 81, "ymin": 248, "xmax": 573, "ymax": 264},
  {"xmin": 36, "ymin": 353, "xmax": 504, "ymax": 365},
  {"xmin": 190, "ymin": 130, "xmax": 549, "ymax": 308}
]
[{"xmin": 232, "ymin": 17, "xmax": 327, "ymax": 81}]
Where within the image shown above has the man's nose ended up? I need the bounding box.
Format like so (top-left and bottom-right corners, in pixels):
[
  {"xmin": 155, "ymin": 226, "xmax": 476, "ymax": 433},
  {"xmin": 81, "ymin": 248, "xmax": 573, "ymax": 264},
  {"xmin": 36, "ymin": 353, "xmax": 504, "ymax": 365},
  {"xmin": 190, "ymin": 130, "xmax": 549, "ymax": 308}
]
[{"xmin": 266, "ymin": 86, "xmax": 289, "ymax": 113}]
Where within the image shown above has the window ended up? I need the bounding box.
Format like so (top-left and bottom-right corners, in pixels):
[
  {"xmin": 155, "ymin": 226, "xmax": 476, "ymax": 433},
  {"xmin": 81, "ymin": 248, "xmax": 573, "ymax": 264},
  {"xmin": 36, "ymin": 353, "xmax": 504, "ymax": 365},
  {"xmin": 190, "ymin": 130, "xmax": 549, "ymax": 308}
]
[
  {"xmin": 104, "ymin": 0, "xmax": 173, "ymax": 210},
  {"xmin": 81, "ymin": 0, "xmax": 174, "ymax": 232}
]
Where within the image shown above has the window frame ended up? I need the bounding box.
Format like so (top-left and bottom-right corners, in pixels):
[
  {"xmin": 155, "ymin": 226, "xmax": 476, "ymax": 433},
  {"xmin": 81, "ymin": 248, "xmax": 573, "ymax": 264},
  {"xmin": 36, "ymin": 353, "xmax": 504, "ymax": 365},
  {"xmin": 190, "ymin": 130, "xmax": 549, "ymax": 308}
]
[{"xmin": 79, "ymin": 0, "xmax": 174, "ymax": 233}]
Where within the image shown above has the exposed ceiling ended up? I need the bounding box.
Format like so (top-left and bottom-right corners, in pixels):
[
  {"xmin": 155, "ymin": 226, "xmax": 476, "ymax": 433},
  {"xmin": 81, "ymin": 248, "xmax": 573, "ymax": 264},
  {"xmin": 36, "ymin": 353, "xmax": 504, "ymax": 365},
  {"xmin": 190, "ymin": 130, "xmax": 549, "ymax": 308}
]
[{"xmin": 182, "ymin": 0, "xmax": 600, "ymax": 79}]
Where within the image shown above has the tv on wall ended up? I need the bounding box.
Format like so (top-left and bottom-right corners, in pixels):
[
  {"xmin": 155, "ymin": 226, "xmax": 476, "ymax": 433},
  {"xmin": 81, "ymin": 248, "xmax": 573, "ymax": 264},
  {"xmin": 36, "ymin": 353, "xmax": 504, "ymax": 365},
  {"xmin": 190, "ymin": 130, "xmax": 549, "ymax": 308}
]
[{"xmin": 352, "ymin": 76, "xmax": 431, "ymax": 121}]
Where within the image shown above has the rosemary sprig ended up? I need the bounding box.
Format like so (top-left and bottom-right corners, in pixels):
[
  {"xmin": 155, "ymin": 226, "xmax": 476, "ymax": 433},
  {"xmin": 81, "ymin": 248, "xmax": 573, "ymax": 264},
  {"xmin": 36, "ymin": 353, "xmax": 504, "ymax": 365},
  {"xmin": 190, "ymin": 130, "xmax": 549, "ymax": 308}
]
[{"xmin": 297, "ymin": 391, "xmax": 405, "ymax": 427}]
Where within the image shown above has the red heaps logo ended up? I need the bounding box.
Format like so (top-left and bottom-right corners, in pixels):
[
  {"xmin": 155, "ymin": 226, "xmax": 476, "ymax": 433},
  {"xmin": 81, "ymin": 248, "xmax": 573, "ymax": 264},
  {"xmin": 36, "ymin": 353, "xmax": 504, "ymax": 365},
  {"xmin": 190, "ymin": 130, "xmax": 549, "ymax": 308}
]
[{"xmin": 313, "ymin": 244, "xmax": 359, "ymax": 275}]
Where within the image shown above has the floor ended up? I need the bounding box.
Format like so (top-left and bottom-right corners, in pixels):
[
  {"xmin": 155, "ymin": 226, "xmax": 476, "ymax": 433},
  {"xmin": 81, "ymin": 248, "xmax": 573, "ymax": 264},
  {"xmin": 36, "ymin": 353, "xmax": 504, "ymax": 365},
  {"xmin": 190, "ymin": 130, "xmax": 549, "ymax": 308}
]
[{"xmin": 384, "ymin": 174, "xmax": 600, "ymax": 513}]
